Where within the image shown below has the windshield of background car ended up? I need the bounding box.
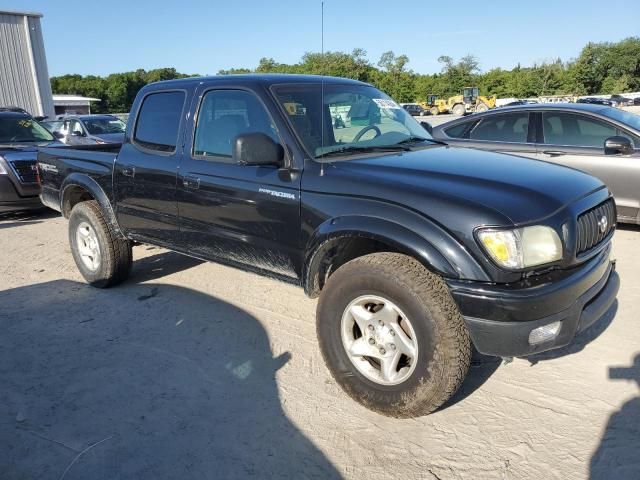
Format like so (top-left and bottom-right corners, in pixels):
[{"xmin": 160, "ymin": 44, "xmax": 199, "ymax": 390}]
[
  {"xmin": 83, "ymin": 118, "xmax": 126, "ymax": 135},
  {"xmin": 272, "ymin": 84, "xmax": 433, "ymax": 159},
  {"xmin": 0, "ymin": 114, "xmax": 54, "ymax": 143},
  {"xmin": 600, "ymin": 107, "xmax": 640, "ymax": 133}
]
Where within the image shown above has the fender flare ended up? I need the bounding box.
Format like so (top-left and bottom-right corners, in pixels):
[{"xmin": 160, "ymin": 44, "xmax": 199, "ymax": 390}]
[
  {"xmin": 60, "ymin": 173, "xmax": 125, "ymax": 238},
  {"xmin": 303, "ymin": 215, "xmax": 486, "ymax": 297}
]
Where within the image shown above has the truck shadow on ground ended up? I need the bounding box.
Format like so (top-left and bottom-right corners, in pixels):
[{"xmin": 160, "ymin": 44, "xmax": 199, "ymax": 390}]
[
  {"xmin": 0, "ymin": 208, "xmax": 59, "ymax": 230},
  {"xmin": 0, "ymin": 280, "xmax": 342, "ymax": 479},
  {"xmin": 590, "ymin": 353, "xmax": 640, "ymax": 479}
]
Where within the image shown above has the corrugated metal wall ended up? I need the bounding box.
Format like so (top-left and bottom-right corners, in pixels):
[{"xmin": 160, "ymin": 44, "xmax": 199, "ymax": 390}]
[{"xmin": 0, "ymin": 13, "xmax": 54, "ymax": 118}]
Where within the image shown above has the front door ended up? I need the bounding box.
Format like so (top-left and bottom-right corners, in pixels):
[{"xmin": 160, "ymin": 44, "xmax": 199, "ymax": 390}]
[
  {"xmin": 113, "ymin": 89, "xmax": 189, "ymax": 241},
  {"xmin": 177, "ymin": 87, "xmax": 301, "ymax": 280},
  {"xmin": 536, "ymin": 111, "xmax": 640, "ymax": 221}
]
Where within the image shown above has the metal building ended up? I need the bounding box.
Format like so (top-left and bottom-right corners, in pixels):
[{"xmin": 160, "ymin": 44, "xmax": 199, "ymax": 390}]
[{"xmin": 0, "ymin": 9, "xmax": 54, "ymax": 118}]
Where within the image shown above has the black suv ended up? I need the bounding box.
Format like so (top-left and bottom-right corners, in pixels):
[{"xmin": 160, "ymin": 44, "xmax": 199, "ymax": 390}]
[{"xmin": 0, "ymin": 110, "xmax": 58, "ymax": 212}]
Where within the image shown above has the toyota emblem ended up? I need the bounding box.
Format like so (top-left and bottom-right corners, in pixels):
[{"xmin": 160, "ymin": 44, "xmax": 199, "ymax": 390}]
[{"xmin": 598, "ymin": 216, "xmax": 608, "ymax": 234}]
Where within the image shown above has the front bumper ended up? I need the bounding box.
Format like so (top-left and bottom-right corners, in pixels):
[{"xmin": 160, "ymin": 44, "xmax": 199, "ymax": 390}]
[
  {"xmin": 0, "ymin": 176, "xmax": 42, "ymax": 212},
  {"xmin": 447, "ymin": 246, "xmax": 619, "ymax": 357}
]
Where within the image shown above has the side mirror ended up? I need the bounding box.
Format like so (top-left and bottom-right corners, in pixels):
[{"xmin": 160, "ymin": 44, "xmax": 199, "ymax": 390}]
[
  {"xmin": 604, "ymin": 136, "xmax": 633, "ymax": 155},
  {"xmin": 52, "ymin": 131, "xmax": 65, "ymax": 139},
  {"xmin": 70, "ymin": 131, "xmax": 84, "ymax": 137},
  {"xmin": 420, "ymin": 121, "xmax": 433, "ymax": 134},
  {"xmin": 233, "ymin": 133, "xmax": 284, "ymax": 167}
]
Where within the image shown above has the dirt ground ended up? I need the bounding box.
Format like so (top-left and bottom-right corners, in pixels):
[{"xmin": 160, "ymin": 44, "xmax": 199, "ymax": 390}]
[{"xmin": 1, "ymin": 208, "xmax": 638, "ymax": 480}]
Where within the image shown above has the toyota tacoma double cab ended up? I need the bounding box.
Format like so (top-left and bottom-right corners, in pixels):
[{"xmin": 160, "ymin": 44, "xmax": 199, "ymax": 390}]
[{"xmin": 37, "ymin": 74, "xmax": 620, "ymax": 417}]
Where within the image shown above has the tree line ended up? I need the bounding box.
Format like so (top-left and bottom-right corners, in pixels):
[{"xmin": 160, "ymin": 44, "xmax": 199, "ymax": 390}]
[{"xmin": 50, "ymin": 37, "xmax": 640, "ymax": 113}]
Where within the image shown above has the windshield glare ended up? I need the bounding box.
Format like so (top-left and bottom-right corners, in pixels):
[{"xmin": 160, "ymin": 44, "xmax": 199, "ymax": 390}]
[
  {"xmin": 84, "ymin": 118, "xmax": 126, "ymax": 135},
  {"xmin": 0, "ymin": 115, "xmax": 54, "ymax": 143},
  {"xmin": 273, "ymin": 84, "xmax": 432, "ymax": 158}
]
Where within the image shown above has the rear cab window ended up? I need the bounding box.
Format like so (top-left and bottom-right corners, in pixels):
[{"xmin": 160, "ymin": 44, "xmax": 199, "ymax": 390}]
[{"xmin": 134, "ymin": 91, "xmax": 186, "ymax": 153}]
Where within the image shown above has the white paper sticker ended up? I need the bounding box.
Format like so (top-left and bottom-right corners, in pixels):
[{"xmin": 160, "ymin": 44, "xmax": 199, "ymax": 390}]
[{"xmin": 372, "ymin": 98, "xmax": 402, "ymax": 109}]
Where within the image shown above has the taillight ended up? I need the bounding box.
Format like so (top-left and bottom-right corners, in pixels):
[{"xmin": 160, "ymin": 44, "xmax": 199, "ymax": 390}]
[{"xmin": 34, "ymin": 163, "xmax": 41, "ymax": 185}]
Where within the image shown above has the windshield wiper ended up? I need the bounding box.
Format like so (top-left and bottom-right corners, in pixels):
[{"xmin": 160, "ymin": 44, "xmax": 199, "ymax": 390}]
[
  {"xmin": 396, "ymin": 136, "xmax": 447, "ymax": 146},
  {"xmin": 316, "ymin": 145, "xmax": 410, "ymax": 159}
]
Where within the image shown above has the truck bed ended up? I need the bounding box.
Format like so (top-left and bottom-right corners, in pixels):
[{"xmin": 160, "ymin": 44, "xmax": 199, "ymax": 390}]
[{"xmin": 37, "ymin": 144, "xmax": 121, "ymax": 213}]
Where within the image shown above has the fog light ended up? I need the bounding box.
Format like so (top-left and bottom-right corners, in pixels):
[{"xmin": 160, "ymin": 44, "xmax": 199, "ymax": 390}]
[{"xmin": 528, "ymin": 321, "xmax": 561, "ymax": 345}]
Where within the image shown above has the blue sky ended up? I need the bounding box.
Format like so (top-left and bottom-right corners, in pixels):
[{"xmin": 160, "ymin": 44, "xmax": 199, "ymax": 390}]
[{"xmin": 7, "ymin": 0, "xmax": 638, "ymax": 77}]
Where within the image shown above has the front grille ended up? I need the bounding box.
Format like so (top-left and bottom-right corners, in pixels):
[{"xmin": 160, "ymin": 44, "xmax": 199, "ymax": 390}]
[
  {"xmin": 9, "ymin": 160, "xmax": 38, "ymax": 184},
  {"xmin": 576, "ymin": 199, "xmax": 616, "ymax": 255}
]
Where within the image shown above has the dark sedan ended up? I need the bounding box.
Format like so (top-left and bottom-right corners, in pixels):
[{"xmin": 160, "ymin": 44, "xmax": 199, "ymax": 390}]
[{"xmin": 431, "ymin": 103, "xmax": 640, "ymax": 224}]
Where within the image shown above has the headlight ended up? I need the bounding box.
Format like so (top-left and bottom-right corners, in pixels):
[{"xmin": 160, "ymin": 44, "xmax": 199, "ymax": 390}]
[{"xmin": 477, "ymin": 225, "xmax": 562, "ymax": 269}]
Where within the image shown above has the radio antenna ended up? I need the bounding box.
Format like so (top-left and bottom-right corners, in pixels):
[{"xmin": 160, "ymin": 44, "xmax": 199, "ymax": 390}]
[{"xmin": 320, "ymin": 1, "xmax": 325, "ymax": 176}]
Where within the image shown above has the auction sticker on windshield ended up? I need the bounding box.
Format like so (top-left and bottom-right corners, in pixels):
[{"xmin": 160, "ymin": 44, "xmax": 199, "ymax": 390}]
[{"xmin": 372, "ymin": 99, "xmax": 401, "ymax": 109}]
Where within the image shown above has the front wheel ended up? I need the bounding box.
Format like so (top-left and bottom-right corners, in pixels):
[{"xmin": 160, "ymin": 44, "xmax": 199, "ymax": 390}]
[
  {"xmin": 69, "ymin": 200, "xmax": 132, "ymax": 288},
  {"xmin": 316, "ymin": 253, "xmax": 471, "ymax": 417},
  {"xmin": 452, "ymin": 103, "xmax": 466, "ymax": 116}
]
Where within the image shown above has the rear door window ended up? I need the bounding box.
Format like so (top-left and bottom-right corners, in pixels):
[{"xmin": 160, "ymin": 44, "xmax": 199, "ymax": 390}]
[
  {"xmin": 469, "ymin": 113, "xmax": 530, "ymax": 143},
  {"xmin": 134, "ymin": 91, "xmax": 186, "ymax": 153}
]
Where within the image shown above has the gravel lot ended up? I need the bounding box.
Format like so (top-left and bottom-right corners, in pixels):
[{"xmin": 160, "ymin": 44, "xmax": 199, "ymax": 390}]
[{"xmin": 1, "ymin": 207, "xmax": 638, "ymax": 480}]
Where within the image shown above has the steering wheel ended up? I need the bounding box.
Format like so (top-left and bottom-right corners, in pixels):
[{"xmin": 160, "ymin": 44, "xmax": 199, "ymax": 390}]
[{"xmin": 353, "ymin": 125, "xmax": 382, "ymax": 142}]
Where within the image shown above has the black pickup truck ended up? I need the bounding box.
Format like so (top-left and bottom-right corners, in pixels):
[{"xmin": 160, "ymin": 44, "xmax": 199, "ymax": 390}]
[{"xmin": 38, "ymin": 74, "xmax": 619, "ymax": 417}]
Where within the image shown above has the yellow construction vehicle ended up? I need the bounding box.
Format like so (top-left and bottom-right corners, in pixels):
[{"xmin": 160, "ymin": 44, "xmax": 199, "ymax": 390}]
[
  {"xmin": 419, "ymin": 95, "xmax": 448, "ymax": 116},
  {"xmin": 447, "ymin": 87, "xmax": 497, "ymax": 115}
]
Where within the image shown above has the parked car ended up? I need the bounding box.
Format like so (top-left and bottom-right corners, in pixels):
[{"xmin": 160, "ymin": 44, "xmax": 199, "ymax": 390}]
[
  {"xmin": 500, "ymin": 100, "xmax": 538, "ymax": 107},
  {"xmin": 402, "ymin": 103, "xmax": 426, "ymax": 116},
  {"xmin": 0, "ymin": 110, "xmax": 60, "ymax": 212},
  {"xmin": 431, "ymin": 103, "xmax": 640, "ymax": 223},
  {"xmin": 57, "ymin": 114, "xmax": 126, "ymax": 145},
  {"xmin": 40, "ymin": 120, "xmax": 64, "ymax": 135},
  {"xmin": 609, "ymin": 94, "xmax": 635, "ymax": 107},
  {"xmin": 576, "ymin": 97, "xmax": 614, "ymax": 107},
  {"xmin": 38, "ymin": 75, "xmax": 618, "ymax": 417}
]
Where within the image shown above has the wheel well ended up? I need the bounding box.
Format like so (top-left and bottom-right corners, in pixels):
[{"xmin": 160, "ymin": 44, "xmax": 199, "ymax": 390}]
[
  {"xmin": 306, "ymin": 236, "xmax": 402, "ymax": 298},
  {"xmin": 62, "ymin": 185, "xmax": 94, "ymax": 218}
]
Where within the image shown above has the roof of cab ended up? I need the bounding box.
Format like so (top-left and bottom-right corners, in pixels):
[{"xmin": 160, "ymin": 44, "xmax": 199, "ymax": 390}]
[{"xmin": 145, "ymin": 73, "xmax": 369, "ymax": 89}]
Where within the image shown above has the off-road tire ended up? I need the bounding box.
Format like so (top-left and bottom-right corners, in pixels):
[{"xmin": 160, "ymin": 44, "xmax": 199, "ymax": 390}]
[
  {"xmin": 317, "ymin": 252, "xmax": 471, "ymax": 417},
  {"xmin": 452, "ymin": 103, "xmax": 466, "ymax": 116},
  {"xmin": 430, "ymin": 106, "xmax": 440, "ymax": 116},
  {"xmin": 475, "ymin": 102, "xmax": 489, "ymax": 113},
  {"xmin": 69, "ymin": 200, "xmax": 132, "ymax": 288}
]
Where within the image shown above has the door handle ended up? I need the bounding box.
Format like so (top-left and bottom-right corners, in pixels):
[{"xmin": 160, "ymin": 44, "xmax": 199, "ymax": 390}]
[
  {"xmin": 121, "ymin": 165, "xmax": 136, "ymax": 177},
  {"xmin": 542, "ymin": 150, "xmax": 566, "ymax": 157},
  {"xmin": 182, "ymin": 175, "xmax": 200, "ymax": 190}
]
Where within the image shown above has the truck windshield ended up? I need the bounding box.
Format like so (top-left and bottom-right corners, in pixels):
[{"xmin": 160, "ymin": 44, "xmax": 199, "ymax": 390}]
[
  {"xmin": 83, "ymin": 118, "xmax": 126, "ymax": 135},
  {"xmin": 0, "ymin": 114, "xmax": 54, "ymax": 144},
  {"xmin": 272, "ymin": 84, "xmax": 434, "ymax": 159}
]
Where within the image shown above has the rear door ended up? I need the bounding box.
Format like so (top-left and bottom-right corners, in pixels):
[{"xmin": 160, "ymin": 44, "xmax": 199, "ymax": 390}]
[
  {"xmin": 443, "ymin": 111, "xmax": 538, "ymax": 159},
  {"xmin": 535, "ymin": 111, "xmax": 640, "ymax": 221},
  {"xmin": 113, "ymin": 89, "xmax": 189, "ymax": 242},
  {"xmin": 177, "ymin": 86, "xmax": 301, "ymax": 280}
]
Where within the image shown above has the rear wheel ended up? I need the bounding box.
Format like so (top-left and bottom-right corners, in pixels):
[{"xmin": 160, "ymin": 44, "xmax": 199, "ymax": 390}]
[
  {"xmin": 452, "ymin": 103, "xmax": 466, "ymax": 116},
  {"xmin": 316, "ymin": 252, "xmax": 471, "ymax": 417},
  {"xmin": 69, "ymin": 200, "xmax": 132, "ymax": 288}
]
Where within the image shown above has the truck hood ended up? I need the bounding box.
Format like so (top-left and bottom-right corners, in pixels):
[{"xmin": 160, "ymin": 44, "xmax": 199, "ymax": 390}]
[{"xmin": 327, "ymin": 146, "xmax": 606, "ymax": 225}]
